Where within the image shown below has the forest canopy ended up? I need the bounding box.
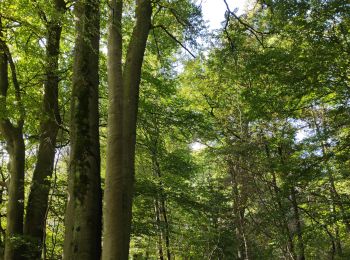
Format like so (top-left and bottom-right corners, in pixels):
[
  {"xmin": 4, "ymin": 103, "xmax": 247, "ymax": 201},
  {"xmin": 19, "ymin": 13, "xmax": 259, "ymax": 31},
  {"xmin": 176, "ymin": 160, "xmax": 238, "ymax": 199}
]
[{"xmin": 0, "ymin": 0, "xmax": 349, "ymax": 259}]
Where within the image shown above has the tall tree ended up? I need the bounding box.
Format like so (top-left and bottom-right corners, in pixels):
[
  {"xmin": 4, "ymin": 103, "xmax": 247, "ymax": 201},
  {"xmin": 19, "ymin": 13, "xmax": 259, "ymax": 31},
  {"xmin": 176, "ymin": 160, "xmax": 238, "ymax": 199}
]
[
  {"xmin": 0, "ymin": 17, "xmax": 26, "ymax": 260},
  {"xmin": 102, "ymin": 0, "xmax": 152, "ymax": 258},
  {"xmin": 24, "ymin": 1, "xmax": 66, "ymax": 258},
  {"xmin": 63, "ymin": 0, "xmax": 102, "ymax": 258}
]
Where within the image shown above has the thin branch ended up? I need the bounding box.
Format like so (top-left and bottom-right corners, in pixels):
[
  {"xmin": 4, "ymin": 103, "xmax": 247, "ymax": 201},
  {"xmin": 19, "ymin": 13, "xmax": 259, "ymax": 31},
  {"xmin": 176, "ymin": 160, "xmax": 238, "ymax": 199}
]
[
  {"xmin": 2, "ymin": 44, "xmax": 25, "ymax": 125},
  {"xmin": 223, "ymin": 0, "xmax": 266, "ymax": 47},
  {"xmin": 154, "ymin": 3, "xmax": 191, "ymax": 28},
  {"xmin": 152, "ymin": 4, "xmax": 163, "ymax": 20},
  {"xmin": 32, "ymin": 0, "xmax": 48, "ymax": 23},
  {"xmin": 0, "ymin": 14, "xmax": 42, "ymax": 34},
  {"xmin": 169, "ymin": 8, "xmax": 191, "ymax": 28},
  {"xmin": 152, "ymin": 28, "xmax": 161, "ymax": 59},
  {"xmin": 153, "ymin": 25, "xmax": 196, "ymax": 58},
  {"xmin": 223, "ymin": 16, "xmax": 235, "ymax": 50}
]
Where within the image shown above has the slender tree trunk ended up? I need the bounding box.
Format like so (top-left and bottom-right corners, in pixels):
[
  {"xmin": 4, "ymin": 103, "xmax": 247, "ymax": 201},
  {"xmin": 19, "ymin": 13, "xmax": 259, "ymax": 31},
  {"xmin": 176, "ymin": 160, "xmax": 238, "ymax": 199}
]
[
  {"xmin": 228, "ymin": 159, "xmax": 249, "ymax": 260},
  {"xmin": 160, "ymin": 199, "xmax": 171, "ymax": 260},
  {"xmin": 0, "ymin": 177, "xmax": 4, "ymax": 255},
  {"xmin": 335, "ymin": 225, "xmax": 342, "ymax": 256},
  {"xmin": 0, "ymin": 18, "xmax": 25, "ymax": 260},
  {"xmin": 23, "ymin": 1, "xmax": 65, "ymax": 258},
  {"xmin": 63, "ymin": 0, "xmax": 102, "ymax": 259},
  {"xmin": 290, "ymin": 187, "xmax": 305, "ymax": 260},
  {"xmin": 152, "ymin": 151, "xmax": 171, "ymax": 260},
  {"xmin": 102, "ymin": 1, "xmax": 152, "ymax": 259},
  {"xmin": 154, "ymin": 200, "xmax": 164, "ymax": 260}
]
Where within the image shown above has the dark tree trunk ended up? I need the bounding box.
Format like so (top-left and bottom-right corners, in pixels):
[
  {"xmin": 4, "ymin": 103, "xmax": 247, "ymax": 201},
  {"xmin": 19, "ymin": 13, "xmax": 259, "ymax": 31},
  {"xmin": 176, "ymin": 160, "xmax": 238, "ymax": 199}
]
[
  {"xmin": 152, "ymin": 152, "xmax": 171, "ymax": 260},
  {"xmin": 160, "ymin": 199, "xmax": 171, "ymax": 260},
  {"xmin": 154, "ymin": 199, "xmax": 165, "ymax": 260},
  {"xmin": 23, "ymin": 1, "xmax": 65, "ymax": 258},
  {"xmin": 290, "ymin": 187, "xmax": 305, "ymax": 260},
  {"xmin": 63, "ymin": 0, "xmax": 102, "ymax": 259}
]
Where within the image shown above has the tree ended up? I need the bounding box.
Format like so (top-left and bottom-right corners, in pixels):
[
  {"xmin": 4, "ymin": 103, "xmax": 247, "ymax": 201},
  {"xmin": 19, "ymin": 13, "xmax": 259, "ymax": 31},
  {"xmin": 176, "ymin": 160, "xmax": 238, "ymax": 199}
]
[
  {"xmin": 102, "ymin": 0, "xmax": 152, "ymax": 258},
  {"xmin": 63, "ymin": 0, "xmax": 102, "ymax": 258},
  {"xmin": 1, "ymin": 0, "xmax": 349, "ymax": 259},
  {"xmin": 24, "ymin": 1, "xmax": 66, "ymax": 258},
  {"xmin": 0, "ymin": 16, "xmax": 26, "ymax": 260}
]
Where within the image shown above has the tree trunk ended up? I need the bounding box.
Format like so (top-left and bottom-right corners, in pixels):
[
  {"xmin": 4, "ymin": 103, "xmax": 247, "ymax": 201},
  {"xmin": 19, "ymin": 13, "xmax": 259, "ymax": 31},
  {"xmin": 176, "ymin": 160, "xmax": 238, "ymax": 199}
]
[
  {"xmin": 0, "ymin": 176, "xmax": 4, "ymax": 255},
  {"xmin": 228, "ymin": 159, "xmax": 249, "ymax": 260},
  {"xmin": 160, "ymin": 199, "xmax": 171, "ymax": 260},
  {"xmin": 23, "ymin": 1, "xmax": 65, "ymax": 258},
  {"xmin": 0, "ymin": 18, "xmax": 26, "ymax": 260},
  {"xmin": 3, "ymin": 127, "xmax": 25, "ymax": 260},
  {"xmin": 152, "ymin": 152, "xmax": 171, "ymax": 260},
  {"xmin": 290, "ymin": 187, "xmax": 305, "ymax": 260},
  {"xmin": 63, "ymin": 0, "xmax": 102, "ymax": 259},
  {"xmin": 154, "ymin": 199, "xmax": 164, "ymax": 260},
  {"xmin": 102, "ymin": 1, "xmax": 152, "ymax": 259}
]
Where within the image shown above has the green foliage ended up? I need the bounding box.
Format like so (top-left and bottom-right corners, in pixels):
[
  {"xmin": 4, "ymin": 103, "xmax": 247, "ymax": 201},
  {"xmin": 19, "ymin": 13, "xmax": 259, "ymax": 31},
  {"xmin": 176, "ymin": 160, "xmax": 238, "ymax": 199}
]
[{"xmin": 1, "ymin": 0, "xmax": 350, "ymax": 259}]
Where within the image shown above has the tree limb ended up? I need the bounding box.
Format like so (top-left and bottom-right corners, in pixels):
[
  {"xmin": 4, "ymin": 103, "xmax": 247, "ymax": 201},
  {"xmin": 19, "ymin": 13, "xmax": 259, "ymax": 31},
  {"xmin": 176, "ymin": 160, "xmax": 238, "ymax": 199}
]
[
  {"xmin": 223, "ymin": 0, "xmax": 266, "ymax": 47},
  {"xmin": 153, "ymin": 24, "xmax": 196, "ymax": 58}
]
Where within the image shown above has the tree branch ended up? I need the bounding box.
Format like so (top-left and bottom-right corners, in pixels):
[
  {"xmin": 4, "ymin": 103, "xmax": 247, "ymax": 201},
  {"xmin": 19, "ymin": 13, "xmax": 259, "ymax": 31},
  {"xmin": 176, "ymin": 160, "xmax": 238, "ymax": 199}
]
[
  {"xmin": 223, "ymin": 0, "xmax": 266, "ymax": 47},
  {"xmin": 153, "ymin": 25, "xmax": 196, "ymax": 58},
  {"xmin": 2, "ymin": 43, "xmax": 25, "ymax": 125}
]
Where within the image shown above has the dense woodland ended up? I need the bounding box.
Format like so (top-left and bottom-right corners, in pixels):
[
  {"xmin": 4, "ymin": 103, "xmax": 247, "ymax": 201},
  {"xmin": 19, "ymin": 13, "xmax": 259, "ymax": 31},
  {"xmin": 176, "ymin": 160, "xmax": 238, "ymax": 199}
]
[{"xmin": 0, "ymin": 0, "xmax": 349, "ymax": 259}]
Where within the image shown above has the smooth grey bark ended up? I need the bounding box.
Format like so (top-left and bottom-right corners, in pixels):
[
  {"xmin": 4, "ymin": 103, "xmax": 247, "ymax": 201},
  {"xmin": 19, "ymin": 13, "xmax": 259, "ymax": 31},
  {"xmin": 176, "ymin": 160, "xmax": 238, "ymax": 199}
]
[
  {"xmin": 102, "ymin": 0, "xmax": 152, "ymax": 259},
  {"xmin": 2, "ymin": 125, "xmax": 25, "ymax": 260},
  {"xmin": 63, "ymin": 0, "xmax": 102, "ymax": 259},
  {"xmin": 0, "ymin": 18, "xmax": 25, "ymax": 260},
  {"xmin": 23, "ymin": 1, "xmax": 65, "ymax": 258}
]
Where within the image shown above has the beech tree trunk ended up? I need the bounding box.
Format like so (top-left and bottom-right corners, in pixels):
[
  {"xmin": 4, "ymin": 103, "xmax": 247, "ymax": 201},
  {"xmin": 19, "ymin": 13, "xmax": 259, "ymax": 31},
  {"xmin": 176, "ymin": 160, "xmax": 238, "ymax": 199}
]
[
  {"xmin": 0, "ymin": 18, "xmax": 26, "ymax": 260},
  {"xmin": 23, "ymin": 1, "xmax": 65, "ymax": 258},
  {"xmin": 63, "ymin": 0, "xmax": 102, "ymax": 259},
  {"xmin": 102, "ymin": 1, "xmax": 152, "ymax": 259},
  {"xmin": 2, "ymin": 126, "xmax": 25, "ymax": 260}
]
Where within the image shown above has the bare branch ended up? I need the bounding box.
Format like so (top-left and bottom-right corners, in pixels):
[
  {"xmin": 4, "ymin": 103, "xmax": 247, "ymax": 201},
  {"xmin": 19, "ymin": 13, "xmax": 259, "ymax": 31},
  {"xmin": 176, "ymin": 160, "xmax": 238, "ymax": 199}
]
[
  {"xmin": 223, "ymin": 0, "xmax": 266, "ymax": 47},
  {"xmin": 152, "ymin": 28, "xmax": 161, "ymax": 59},
  {"xmin": 153, "ymin": 25, "xmax": 196, "ymax": 58}
]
